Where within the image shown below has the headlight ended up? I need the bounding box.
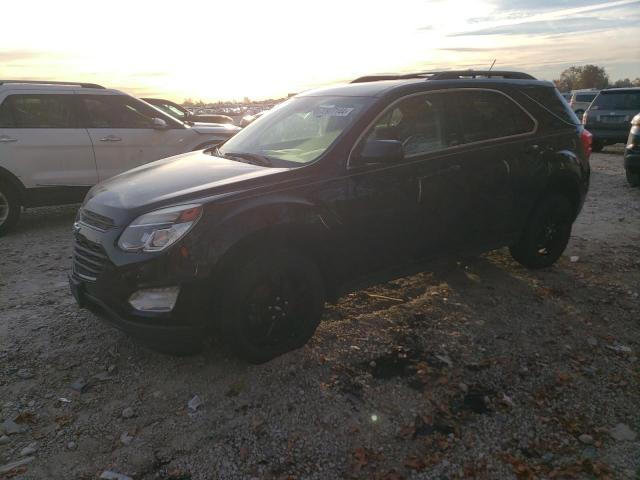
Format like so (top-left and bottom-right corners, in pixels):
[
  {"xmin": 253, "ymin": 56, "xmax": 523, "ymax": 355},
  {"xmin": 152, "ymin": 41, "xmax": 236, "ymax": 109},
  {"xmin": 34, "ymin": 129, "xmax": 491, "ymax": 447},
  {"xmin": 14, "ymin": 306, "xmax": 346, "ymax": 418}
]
[{"xmin": 118, "ymin": 204, "xmax": 202, "ymax": 252}]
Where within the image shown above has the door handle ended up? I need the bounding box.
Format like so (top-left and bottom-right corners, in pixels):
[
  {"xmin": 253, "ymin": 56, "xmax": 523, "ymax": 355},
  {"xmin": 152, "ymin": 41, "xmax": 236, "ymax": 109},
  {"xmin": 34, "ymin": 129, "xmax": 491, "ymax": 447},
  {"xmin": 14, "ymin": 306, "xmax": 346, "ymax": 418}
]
[
  {"xmin": 99, "ymin": 135, "xmax": 122, "ymax": 142},
  {"xmin": 0, "ymin": 136, "xmax": 17, "ymax": 143}
]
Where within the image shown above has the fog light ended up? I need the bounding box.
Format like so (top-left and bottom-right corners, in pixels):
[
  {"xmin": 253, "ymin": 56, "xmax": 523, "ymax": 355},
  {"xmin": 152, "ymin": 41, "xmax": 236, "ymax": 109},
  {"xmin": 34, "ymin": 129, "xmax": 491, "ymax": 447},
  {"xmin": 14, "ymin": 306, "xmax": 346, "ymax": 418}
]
[{"xmin": 129, "ymin": 287, "xmax": 180, "ymax": 312}]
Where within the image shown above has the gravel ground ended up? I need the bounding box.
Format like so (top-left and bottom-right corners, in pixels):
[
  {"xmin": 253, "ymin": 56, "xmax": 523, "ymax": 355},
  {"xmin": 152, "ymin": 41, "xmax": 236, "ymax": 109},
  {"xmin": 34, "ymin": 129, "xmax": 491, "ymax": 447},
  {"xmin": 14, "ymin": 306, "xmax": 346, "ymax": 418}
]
[{"xmin": 1, "ymin": 151, "xmax": 639, "ymax": 480}]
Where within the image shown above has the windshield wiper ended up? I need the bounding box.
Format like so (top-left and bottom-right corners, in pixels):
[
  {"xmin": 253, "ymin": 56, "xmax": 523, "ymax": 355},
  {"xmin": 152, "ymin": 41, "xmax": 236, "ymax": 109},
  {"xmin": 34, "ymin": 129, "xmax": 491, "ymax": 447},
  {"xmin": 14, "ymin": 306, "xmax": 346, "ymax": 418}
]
[{"xmin": 219, "ymin": 151, "xmax": 273, "ymax": 167}]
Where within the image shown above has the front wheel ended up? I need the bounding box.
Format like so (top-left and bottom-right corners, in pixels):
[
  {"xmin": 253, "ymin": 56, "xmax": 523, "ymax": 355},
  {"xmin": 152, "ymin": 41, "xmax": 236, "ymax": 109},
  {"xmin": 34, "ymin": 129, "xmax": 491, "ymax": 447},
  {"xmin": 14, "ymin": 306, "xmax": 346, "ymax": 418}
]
[
  {"xmin": 0, "ymin": 180, "xmax": 21, "ymax": 237},
  {"xmin": 220, "ymin": 249, "xmax": 325, "ymax": 363},
  {"xmin": 510, "ymin": 194, "xmax": 574, "ymax": 269},
  {"xmin": 626, "ymin": 168, "xmax": 640, "ymax": 187}
]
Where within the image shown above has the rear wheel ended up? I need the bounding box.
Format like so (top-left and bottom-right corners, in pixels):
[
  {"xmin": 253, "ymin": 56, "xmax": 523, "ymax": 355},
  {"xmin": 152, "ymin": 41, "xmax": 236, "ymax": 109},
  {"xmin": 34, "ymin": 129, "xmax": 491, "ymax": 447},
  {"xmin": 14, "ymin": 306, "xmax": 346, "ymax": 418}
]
[
  {"xmin": 0, "ymin": 180, "xmax": 21, "ymax": 237},
  {"xmin": 626, "ymin": 168, "xmax": 640, "ymax": 187},
  {"xmin": 220, "ymin": 249, "xmax": 325, "ymax": 364},
  {"xmin": 509, "ymin": 193, "xmax": 574, "ymax": 269}
]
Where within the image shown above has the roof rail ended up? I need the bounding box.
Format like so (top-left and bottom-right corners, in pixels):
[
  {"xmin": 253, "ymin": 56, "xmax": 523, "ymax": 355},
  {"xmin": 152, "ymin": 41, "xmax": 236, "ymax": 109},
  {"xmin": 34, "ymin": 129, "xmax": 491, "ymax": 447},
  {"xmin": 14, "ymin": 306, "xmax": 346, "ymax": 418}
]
[
  {"xmin": 351, "ymin": 70, "xmax": 536, "ymax": 83},
  {"xmin": 0, "ymin": 80, "xmax": 105, "ymax": 89}
]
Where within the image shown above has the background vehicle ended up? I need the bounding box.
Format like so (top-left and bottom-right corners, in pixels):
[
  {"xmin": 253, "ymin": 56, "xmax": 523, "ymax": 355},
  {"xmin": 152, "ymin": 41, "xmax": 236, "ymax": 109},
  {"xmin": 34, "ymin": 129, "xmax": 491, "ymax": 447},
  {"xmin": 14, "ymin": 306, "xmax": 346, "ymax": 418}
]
[
  {"xmin": 582, "ymin": 87, "xmax": 640, "ymax": 152},
  {"xmin": 0, "ymin": 80, "xmax": 240, "ymax": 235},
  {"xmin": 624, "ymin": 113, "xmax": 640, "ymax": 186},
  {"xmin": 239, "ymin": 110, "xmax": 268, "ymax": 127},
  {"xmin": 569, "ymin": 89, "xmax": 599, "ymax": 117},
  {"xmin": 142, "ymin": 98, "xmax": 235, "ymax": 125},
  {"xmin": 70, "ymin": 70, "xmax": 590, "ymax": 363}
]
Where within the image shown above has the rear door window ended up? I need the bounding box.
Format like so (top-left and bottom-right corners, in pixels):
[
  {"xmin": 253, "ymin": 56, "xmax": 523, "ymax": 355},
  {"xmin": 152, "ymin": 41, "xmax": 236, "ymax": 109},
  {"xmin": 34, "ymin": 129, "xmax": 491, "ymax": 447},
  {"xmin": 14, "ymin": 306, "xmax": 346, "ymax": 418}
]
[
  {"xmin": 0, "ymin": 94, "xmax": 79, "ymax": 128},
  {"xmin": 455, "ymin": 90, "xmax": 535, "ymax": 143},
  {"xmin": 575, "ymin": 93, "xmax": 597, "ymax": 103},
  {"xmin": 592, "ymin": 91, "xmax": 640, "ymax": 110},
  {"xmin": 81, "ymin": 95, "xmax": 171, "ymax": 128}
]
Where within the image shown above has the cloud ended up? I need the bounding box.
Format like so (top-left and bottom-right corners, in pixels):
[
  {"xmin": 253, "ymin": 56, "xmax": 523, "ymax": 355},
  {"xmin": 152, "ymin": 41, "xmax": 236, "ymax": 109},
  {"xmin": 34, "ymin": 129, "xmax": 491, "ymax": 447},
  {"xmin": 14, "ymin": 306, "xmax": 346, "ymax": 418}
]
[
  {"xmin": 490, "ymin": 0, "xmax": 604, "ymax": 10},
  {"xmin": 450, "ymin": 16, "xmax": 634, "ymax": 36},
  {"xmin": 0, "ymin": 50, "xmax": 63, "ymax": 62}
]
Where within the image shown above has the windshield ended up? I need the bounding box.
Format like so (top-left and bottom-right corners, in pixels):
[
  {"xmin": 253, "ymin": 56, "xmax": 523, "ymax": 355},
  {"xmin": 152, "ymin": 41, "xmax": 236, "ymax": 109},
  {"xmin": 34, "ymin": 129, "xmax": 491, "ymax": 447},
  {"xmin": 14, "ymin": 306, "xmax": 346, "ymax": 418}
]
[
  {"xmin": 592, "ymin": 91, "xmax": 640, "ymax": 110},
  {"xmin": 153, "ymin": 102, "xmax": 187, "ymax": 120},
  {"xmin": 219, "ymin": 95, "xmax": 373, "ymax": 166}
]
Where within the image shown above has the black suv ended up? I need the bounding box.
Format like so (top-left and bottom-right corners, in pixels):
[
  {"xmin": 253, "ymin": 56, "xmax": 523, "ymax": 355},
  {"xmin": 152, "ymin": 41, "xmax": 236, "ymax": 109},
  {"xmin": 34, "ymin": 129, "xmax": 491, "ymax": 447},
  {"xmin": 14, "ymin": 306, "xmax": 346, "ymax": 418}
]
[
  {"xmin": 582, "ymin": 88, "xmax": 640, "ymax": 152},
  {"xmin": 625, "ymin": 113, "xmax": 640, "ymax": 186},
  {"xmin": 70, "ymin": 71, "xmax": 591, "ymax": 363}
]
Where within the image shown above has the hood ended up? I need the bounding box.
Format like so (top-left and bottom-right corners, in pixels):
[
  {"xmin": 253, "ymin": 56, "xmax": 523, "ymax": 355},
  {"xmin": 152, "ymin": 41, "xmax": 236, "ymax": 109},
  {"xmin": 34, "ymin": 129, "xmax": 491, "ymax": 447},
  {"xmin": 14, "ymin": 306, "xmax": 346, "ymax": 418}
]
[
  {"xmin": 84, "ymin": 151, "xmax": 287, "ymax": 217},
  {"xmin": 191, "ymin": 123, "xmax": 241, "ymax": 135}
]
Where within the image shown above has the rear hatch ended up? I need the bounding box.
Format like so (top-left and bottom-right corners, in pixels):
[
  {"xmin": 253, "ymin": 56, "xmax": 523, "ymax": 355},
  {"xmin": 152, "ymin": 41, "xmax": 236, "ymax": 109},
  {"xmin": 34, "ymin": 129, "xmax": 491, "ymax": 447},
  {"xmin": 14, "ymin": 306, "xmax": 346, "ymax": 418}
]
[{"xmin": 584, "ymin": 89, "xmax": 640, "ymax": 132}]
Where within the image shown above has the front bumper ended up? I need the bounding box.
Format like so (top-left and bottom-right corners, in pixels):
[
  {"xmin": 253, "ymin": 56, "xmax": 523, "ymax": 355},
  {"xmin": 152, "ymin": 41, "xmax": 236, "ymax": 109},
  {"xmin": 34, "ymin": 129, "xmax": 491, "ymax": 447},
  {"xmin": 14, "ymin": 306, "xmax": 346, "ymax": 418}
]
[
  {"xmin": 624, "ymin": 150, "xmax": 640, "ymax": 170},
  {"xmin": 69, "ymin": 274, "xmax": 205, "ymax": 352}
]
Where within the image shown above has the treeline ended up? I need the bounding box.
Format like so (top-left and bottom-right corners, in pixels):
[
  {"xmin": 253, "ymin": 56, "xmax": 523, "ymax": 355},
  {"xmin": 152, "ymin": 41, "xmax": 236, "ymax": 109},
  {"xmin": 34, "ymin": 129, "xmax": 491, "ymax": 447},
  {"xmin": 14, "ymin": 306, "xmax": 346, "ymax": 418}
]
[{"xmin": 554, "ymin": 65, "xmax": 640, "ymax": 92}]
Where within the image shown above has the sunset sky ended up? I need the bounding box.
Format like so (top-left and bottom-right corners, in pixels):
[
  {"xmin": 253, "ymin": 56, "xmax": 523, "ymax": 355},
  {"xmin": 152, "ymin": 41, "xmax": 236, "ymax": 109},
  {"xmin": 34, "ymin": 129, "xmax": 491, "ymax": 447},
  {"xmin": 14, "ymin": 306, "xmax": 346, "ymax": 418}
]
[{"xmin": 1, "ymin": 0, "xmax": 638, "ymax": 102}]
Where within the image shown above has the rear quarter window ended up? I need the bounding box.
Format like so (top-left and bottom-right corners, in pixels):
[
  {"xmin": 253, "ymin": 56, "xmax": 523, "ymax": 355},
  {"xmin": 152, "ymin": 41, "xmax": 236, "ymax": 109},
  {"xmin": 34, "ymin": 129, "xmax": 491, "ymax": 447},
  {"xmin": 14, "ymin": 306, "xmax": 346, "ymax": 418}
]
[
  {"xmin": 456, "ymin": 90, "xmax": 535, "ymax": 143},
  {"xmin": 520, "ymin": 86, "xmax": 580, "ymax": 127}
]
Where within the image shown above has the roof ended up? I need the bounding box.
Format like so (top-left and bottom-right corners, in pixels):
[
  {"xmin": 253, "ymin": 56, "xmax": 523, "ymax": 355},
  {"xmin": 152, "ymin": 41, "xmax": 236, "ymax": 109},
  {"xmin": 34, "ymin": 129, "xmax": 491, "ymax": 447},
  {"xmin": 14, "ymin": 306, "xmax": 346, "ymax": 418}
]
[
  {"xmin": 0, "ymin": 80, "xmax": 105, "ymax": 89},
  {"xmin": 299, "ymin": 72, "xmax": 551, "ymax": 99},
  {"xmin": 600, "ymin": 87, "xmax": 640, "ymax": 93}
]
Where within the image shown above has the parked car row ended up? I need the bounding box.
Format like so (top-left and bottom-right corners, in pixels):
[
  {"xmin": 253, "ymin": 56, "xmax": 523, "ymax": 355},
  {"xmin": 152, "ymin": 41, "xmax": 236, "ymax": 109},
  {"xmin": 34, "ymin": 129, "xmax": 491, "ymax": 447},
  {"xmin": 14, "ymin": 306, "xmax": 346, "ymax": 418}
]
[
  {"xmin": 0, "ymin": 80, "xmax": 240, "ymax": 234},
  {"xmin": 66, "ymin": 70, "xmax": 593, "ymax": 362},
  {"xmin": 142, "ymin": 98, "xmax": 235, "ymax": 125}
]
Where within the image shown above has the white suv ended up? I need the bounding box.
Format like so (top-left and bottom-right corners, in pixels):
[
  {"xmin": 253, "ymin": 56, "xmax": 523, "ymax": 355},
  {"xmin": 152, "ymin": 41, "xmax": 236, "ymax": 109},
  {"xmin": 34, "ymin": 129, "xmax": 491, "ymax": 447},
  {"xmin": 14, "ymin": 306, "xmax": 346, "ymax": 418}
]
[{"xmin": 0, "ymin": 80, "xmax": 240, "ymax": 235}]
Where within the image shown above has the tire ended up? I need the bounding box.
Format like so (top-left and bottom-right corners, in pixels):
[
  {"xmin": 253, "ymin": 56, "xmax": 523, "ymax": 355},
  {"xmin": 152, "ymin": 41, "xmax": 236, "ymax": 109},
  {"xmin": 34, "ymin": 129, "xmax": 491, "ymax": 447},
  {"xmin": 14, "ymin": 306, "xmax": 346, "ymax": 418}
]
[
  {"xmin": 0, "ymin": 180, "xmax": 21, "ymax": 237},
  {"xmin": 509, "ymin": 193, "xmax": 574, "ymax": 269},
  {"xmin": 219, "ymin": 249, "xmax": 325, "ymax": 364},
  {"xmin": 626, "ymin": 168, "xmax": 640, "ymax": 187},
  {"xmin": 591, "ymin": 141, "xmax": 604, "ymax": 153}
]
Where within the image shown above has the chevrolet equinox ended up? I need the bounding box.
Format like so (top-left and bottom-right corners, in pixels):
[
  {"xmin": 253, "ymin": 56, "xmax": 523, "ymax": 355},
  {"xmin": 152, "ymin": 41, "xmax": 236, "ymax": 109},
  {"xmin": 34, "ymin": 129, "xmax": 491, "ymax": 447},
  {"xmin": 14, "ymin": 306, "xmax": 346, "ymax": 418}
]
[{"xmin": 70, "ymin": 71, "xmax": 592, "ymax": 363}]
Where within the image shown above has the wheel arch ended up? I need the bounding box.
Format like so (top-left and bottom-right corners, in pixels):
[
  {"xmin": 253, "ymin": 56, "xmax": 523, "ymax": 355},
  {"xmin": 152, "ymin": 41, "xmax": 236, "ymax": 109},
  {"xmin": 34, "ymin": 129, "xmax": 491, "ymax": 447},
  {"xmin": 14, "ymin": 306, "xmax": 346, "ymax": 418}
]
[
  {"xmin": 541, "ymin": 173, "xmax": 582, "ymax": 220},
  {"xmin": 205, "ymin": 199, "xmax": 339, "ymax": 300},
  {"xmin": 0, "ymin": 166, "xmax": 26, "ymax": 205}
]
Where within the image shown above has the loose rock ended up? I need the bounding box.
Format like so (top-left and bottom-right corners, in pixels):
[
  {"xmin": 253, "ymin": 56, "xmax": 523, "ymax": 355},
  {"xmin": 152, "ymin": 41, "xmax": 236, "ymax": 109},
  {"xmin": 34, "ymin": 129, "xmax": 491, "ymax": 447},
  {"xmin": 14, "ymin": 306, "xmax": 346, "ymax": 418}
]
[
  {"xmin": 188, "ymin": 395, "xmax": 203, "ymax": 411},
  {"xmin": 0, "ymin": 435, "xmax": 10, "ymax": 445},
  {"xmin": 578, "ymin": 434, "xmax": 594, "ymax": 444},
  {"xmin": 0, "ymin": 457, "xmax": 34, "ymax": 474},
  {"xmin": 1, "ymin": 419, "xmax": 26, "ymax": 435},
  {"xmin": 609, "ymin": 423, "xmax": 637, "ymax": 441},
  {"xmin": 120, "ymin": 432, "xmax": 133, "ymax": 446},
  {"xmin": 99, "ymin": 470, "xmax": 133, "ymax": 480},
  {"xmin": 16, "ymin": 369, "xmax": 34, "ymax": 379},
  {"xmin": 121, "ymin": 407, "xmax": 135, "ymax": 419},
  {"xmin": 70, "ymin": 378, "xmax": 89, "ymax": 393},
  {"xmin": 20, "ymin": 442, "xmax": 38, "ymax": 456}
]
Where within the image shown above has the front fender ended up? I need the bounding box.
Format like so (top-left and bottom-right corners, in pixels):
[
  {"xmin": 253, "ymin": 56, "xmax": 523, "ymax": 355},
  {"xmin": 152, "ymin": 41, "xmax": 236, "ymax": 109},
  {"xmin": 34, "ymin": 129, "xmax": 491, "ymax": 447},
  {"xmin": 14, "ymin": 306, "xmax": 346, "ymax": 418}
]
[{"xmin": 200, "ymin": 194, "xmax": 337, "ymax": 270}]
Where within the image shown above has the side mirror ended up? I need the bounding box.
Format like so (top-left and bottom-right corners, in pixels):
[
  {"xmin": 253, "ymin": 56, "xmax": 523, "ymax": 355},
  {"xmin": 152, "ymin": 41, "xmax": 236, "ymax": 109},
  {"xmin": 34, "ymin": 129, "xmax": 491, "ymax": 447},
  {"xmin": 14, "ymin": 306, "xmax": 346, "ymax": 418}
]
[
  {"xmin": 352, "ymin": 139, "xmax": 404, "ymax": 166},
  {"xmin": 151, "ymin": 117, "xmax": 168, "ymax": 129}
]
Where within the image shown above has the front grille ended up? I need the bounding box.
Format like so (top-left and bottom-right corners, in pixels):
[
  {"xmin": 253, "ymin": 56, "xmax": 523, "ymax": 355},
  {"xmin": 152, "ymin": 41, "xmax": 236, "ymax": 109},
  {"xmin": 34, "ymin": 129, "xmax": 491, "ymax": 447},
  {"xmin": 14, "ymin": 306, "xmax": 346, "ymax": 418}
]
[
  {"xmin": 79, "ymin": 209, "xmax": 115, "ymax": 231},
  {"xmin": 73, "ymin": 236, "xmax": 108, "ymax": 281}
]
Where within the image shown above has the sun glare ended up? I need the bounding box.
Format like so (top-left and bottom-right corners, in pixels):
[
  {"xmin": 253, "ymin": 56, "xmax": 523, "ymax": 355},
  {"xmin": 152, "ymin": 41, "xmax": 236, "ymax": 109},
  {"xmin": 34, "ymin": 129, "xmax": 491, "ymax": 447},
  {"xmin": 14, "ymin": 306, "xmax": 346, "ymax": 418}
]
[{"xmin": 0, "ymin": 0, "xmax": 638, "ymax": 101}]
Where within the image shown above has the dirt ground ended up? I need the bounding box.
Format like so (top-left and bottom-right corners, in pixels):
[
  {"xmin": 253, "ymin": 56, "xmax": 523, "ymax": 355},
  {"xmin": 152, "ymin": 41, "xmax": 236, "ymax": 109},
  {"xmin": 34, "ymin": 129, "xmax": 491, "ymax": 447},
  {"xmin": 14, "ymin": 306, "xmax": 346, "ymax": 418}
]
[{"xmin": 1, "ymin": 151, "xmax": 639, "ymax": 480}]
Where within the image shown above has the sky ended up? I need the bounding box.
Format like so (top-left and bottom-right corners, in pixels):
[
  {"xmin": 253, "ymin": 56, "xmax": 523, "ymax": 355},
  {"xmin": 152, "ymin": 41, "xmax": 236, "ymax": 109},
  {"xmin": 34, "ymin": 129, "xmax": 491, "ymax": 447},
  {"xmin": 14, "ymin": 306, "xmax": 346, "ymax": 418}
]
[{"xmin": 1, "ymin": 0, "xmax": 638, "ymax": 102}]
